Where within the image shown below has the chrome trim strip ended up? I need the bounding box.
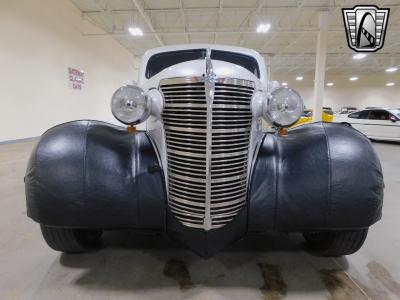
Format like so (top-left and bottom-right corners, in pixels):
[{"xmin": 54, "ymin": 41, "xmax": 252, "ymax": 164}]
[
  {"xmin": 169, "ymin": 190, "xmax": 205, "ymax": 201},
  {"xmin": 210, "ymin": 174, "xmax": 247, "ymax": 183},
  {"xmin": 169, "ymin": 195, "xmax": 206, "ymax": 207},
  {"xmin": 209, "ymin": 179, "xmax": 247, "ymax": 189},
  {"xmin": 212, "ymin": 210, "xmax": 244, "ymax": 218},
  {"xmin": 212, "ymin": 128, "xmax": 250, "ymax": 134},
  {"xmin": 216, "ymin": 78, "xmax": 256, "ymax": 88},
  {"xmin": 203, "ymin": 48, "xmax": 215, "ymax": 231},
  {"xmin": 210, "ymin": 191, "xmax": 247, "ymax": 201},
  {"xmin": 215, "ymin": 88, "xmax": 253, "ymax": 93},
  {"xmin": 210, "ymin": 164, "xmax": 247, "ymax": 173},
  {"xmin": 212, "ymin": 186, "xmax": 246, "ymax": 195},
  {"xmin": 167, "ymin": 148, "xmax": 207, "ymax": 158},
  {"xmin": 211, "ymin": 202, "xmax": 245, "ymax": 212},
  {"xmin": 164, "ymin": 103, "xmax": 207, "ymax": 108},
  {"xmin": 211, "ymin": 150, "xmax": 248, "ymax": 158},
  {"xmin": 165, "ymin": 125, "xmax": 207, "ymax": 133},
  {"xmin": 169, "ymin": 172, "xmax": 207, "ymax": 183},
  {"xmin": 163, "ymin": 117, "xmax": 206, "ymax": 122},
  {"xmin": 214, "ymin": 95, "xmax": 253, "ymax": 99},
  {"xmin": 160, "ymin": 77, "xmax": 204, "ymax": 85},
  {"xmin": 168, "ymin": 163, "xmax": 206, "ymax": 174},
  {"xmin": 170, "ymin": 201, "xmax": 205, "ymax": 213},
  {"xmin": 210, "ymin": 197, "xmax": 246, "ymax": 207}
]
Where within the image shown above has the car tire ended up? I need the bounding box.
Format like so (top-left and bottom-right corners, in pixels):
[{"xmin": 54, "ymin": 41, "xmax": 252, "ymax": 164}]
[
  {"xmin": 303, "ymin": 229, "xmax": 368, "ymax": 257},
  {"xmin": 40, "ymin": 225, "xmax": 102, "ymax": 253}
]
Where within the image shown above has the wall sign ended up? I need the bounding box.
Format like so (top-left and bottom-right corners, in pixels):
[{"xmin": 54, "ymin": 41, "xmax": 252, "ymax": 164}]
[{"xmin": 68, "ymin": 67, "xmax": 85, "ymax": 90}]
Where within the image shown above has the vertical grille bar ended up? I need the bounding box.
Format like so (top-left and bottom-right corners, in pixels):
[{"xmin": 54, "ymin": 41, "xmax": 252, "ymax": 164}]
[{"xmin": 161, "ymin": 76, "xmax": 254, "ymax": 230}]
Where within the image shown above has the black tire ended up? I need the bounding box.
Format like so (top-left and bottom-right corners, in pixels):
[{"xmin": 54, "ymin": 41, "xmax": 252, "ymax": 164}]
[
  {"xmin": 40, "ymin": 225, "xmax": 102, "ymax": 253},
  {"xmin": 303, "ymin": 229, "xmax": 368, "ymax": 257}
]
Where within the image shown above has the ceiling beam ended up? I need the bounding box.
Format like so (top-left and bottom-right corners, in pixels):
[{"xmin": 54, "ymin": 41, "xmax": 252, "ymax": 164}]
[
  {"xmin": 130, "ymin": 0, "xmax": 164, "ymax": 46},
  {"xmin": 81, "ymin": 3, "xmax": 400, "ymax": 15},
  {"xmin": 238, "ymin": 0, "xmax": 266, "ymax": 46},
  {"xmin": 180, "ymin": 0, "xmax": 189, "ymax": 43},
  {"xmin": 81, "ymin": 26, "xmax": 400, "ymax": 36}
]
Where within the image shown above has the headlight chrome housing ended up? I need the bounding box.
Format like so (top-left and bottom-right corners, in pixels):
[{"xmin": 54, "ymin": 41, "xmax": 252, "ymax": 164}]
[
  {"xmin": 264, "ymin": 87, "xmax": 304, "ymax": 127},
  {"xmin": 111, "ymin": 84, "xmax": 151, "ymax": 125}
]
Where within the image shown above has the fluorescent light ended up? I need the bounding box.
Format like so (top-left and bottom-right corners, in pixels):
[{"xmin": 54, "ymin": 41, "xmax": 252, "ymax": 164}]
[
  {"xmin": 349, "ymin": 76, "xmax": 359, "ymax": 81},
  {"xmin": 326, "ymin": 82, "xmax": 334, "ymax": 86},
  {"xmin": 281, "ymin": 82, "xmax": 288, "ymax": 86},
  {"xmin": 256, "ymin": 23, "xmax": 271, "ymax": 33},
  {"xmin": 296, "ymin": 76, "xmax": 304, "ymax": 81},
  {"xmin": 128, "ymin": 27, "xmax": 143, "ymax": 36},
  {"xmin": 386, "ymin": 82, "xmax": 395, "ymax": 86},
  {"xmin": 353, "ymin": 53, "xmax": 367, "ymax": 60},
  {"xmin": 385, "ymin": 67, "xmax": 398, "ymax": 73}
]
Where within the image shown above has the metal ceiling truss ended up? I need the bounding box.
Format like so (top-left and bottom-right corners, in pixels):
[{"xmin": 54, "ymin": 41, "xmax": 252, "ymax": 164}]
[{"xmin": 72, "ymin": 0, "xmax": 400, "ymax": 74}]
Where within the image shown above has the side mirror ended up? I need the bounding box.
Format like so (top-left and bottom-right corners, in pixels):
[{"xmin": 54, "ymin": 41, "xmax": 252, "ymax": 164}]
[{"xmin": 390, "ymin": 115, "xmax": 397, "ymax": 122}]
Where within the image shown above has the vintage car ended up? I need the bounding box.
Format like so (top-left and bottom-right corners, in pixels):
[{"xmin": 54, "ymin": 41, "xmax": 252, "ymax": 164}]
[{"xmin": 25, "ymin": 45, "xmax": 384, "ymax": 258}]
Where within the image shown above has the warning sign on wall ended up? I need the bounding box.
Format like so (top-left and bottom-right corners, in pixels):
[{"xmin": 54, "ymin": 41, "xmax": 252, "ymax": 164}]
[{"xmin": 68, "ymin": 67, "xmax": 84, "ymax": 90}]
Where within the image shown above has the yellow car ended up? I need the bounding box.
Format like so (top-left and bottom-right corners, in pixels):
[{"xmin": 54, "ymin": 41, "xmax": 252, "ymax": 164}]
[{"xmin": 293, "ymin": 107, "xmax": 333, "ymax": 127}]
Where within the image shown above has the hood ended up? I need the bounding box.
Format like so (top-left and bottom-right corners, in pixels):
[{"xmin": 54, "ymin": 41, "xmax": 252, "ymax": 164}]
[{"xmin": 142, "ymin": 59, "xmax": 262, "ymax": 91}]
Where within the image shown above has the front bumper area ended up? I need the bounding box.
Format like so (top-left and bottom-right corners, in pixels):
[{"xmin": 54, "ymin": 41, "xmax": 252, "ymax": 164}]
[{"xmin": 25, "ymin": 121, "xmax": 384, "ymax": 257}]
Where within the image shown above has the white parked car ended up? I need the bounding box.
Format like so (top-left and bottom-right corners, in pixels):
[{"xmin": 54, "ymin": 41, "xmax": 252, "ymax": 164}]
[{"xmin": 334, "ymin": 108, "xmax": 400, "ymax": 141}]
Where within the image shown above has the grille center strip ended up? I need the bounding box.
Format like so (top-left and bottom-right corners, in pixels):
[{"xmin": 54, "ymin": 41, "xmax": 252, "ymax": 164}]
[{"xmin": 204, "ymin": 49, "xmax": 216, "ymax": 230}]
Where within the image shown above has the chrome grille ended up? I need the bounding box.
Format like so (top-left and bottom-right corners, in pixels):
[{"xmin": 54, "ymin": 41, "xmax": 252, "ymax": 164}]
[{"xmin": 161, "ymin": 77, "xmax": 254, "ymax": 230}]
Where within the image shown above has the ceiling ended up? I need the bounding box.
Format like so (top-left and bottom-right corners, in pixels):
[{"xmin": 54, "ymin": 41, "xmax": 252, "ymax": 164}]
[{"xmin": 71, "ymin": 0, "xmax": 400, "ymax": 75}]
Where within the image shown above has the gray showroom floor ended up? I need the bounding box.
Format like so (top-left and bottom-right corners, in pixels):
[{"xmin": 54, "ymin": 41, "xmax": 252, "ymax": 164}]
[{"xmin": 0, "ymin": 139, "xmax": 399, "ymax": 300}]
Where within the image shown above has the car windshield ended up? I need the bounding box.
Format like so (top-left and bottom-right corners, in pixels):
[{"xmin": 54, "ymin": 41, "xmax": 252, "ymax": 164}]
[
  {"xmin": 389, "ymin": 109, "xmax": 400, "ymax": 118},
  {"xmin": 145, "ymin": 49, "xmax": 260, "ymax": 79}
]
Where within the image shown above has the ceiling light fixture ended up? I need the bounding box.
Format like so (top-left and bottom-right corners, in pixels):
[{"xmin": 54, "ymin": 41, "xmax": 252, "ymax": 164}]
[
  {"xmin": 385, "ymin": 67, "xmax": 398, "ymax": 73},
  {"xmin": 281, "ymin": 82, "xmax": 288, "ymax": 86},
  {"xmin": 128, "ymin": 27, "xmax": 143, "ymax": 36},
  {"xmin": 353, "ymin": 53, "xmax": 367, "ymax": 60},
  {"xmin": 349, "ymin": 76, "xmax": 359, "ymax": 81},
  {"xmin": 386, "ymin": 82, "xmax": 395, "ymax": 86},
  {"xmin": 296, "ymin": 76, "xmax": 304, "ymax": 81},
  {"xmin": 326, "ymin": 82, "xmax": 334, "ymax": 86},
  {"xmin": 256, "ymin": 23, "xmax": 271, "ymax": 33}
]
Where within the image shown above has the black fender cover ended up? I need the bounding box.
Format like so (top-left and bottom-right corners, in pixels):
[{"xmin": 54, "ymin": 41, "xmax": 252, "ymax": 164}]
[
  {"xmin": 248, "ymin": 122, "xmax": 384, "ymax": 232},
  {"xmin": 25, "ymin": 120, "xmax": 167, "ymax": 230}
]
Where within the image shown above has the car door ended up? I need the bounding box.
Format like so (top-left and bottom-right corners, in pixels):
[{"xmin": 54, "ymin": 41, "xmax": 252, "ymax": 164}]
[
  {"xmin": 346, "ymin": 110, "xmax": 371, "ymax": 136},
  {"xmin": 388, "ymin": 112, "xmax": 400, "ymax": 140},
  {"xmin": 366, "ymin": 110, "xmax": 399, "ymax": 139}
]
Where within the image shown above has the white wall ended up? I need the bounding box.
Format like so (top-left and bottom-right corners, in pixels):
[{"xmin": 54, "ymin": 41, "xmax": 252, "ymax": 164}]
[
  {"xmin": 273, "ymin": 73, "xmax": 400, "ymax": 111},
  {"xmin": 0, "ymin": 0, "xmax": 139, "ymax": 142}
]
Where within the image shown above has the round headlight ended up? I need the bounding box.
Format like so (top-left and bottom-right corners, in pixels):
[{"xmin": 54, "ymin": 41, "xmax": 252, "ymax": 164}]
[
  {"xmin": 264, "ymin": 87, "xmax": 303, "ymax": 127},
  {"xmin": 111, "ymin": 84, "xmax": 151, "ymax": 125}
]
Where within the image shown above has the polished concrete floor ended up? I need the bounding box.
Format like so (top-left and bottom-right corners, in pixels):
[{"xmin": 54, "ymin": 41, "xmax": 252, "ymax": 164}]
[{"xmin": 1, "ymin": 139, "xmax": 400, "ymax": 300}]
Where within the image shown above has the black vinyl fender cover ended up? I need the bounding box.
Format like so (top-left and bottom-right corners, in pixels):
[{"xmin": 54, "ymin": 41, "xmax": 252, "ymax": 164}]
[
  {"xmin": 248, "ymin": 122, "xmax": 384, "ymax": 232},
  {"xmin": 25, "ymin": 120, "xmax": 167, "ymax": 230},
  {"xmin": 25, "ymin": 120, "xmax": 384, "ymax": 256}
]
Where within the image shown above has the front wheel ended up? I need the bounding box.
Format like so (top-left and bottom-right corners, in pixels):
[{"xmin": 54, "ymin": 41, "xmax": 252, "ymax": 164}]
[
  {"xmin": 303, "ymin": 229, "xmax": 368, "ymax": 257},
  {"xmin": 40, "ymin": 225, "xmax": 102, "ymax": 253}
]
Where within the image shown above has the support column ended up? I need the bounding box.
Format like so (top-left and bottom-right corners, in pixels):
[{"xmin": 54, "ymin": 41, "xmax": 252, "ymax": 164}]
[{"xmin": 312, "ymin": 10, "xmax": 329, "ymax": 122}]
